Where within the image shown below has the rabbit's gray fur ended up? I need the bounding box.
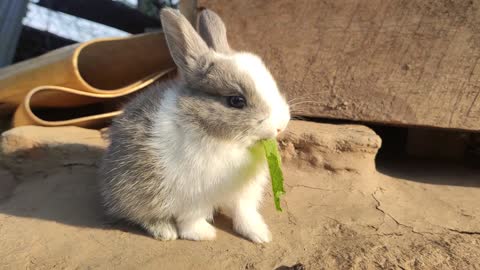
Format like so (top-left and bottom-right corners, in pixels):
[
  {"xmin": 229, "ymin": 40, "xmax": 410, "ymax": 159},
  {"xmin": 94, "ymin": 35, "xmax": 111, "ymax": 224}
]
[{"xmin": 99, "ymin": 8, "xmax": 290, "ymax": 242}]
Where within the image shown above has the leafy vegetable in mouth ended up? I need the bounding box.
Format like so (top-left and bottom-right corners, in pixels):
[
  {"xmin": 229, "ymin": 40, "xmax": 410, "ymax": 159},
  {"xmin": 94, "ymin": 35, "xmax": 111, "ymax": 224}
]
[{"xmin": 261, "ymin": 139, "xmax": 285, "ymax": 211}]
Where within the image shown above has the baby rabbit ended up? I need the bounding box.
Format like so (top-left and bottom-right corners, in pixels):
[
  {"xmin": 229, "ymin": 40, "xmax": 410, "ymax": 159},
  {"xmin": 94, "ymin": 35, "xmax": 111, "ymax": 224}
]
[{"xmin": 99, "ymin": 8, "xmax": 290, "ymax": 243}]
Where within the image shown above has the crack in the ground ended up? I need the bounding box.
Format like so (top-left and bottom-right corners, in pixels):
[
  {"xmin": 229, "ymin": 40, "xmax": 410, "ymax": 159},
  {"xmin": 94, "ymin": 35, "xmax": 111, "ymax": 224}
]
[
  {"xmin": 282, "ymin": 200, "xmax": 298, "ymax": 226},
  {"xmin": 447, "ymin": 228, "xmax": 480, "ymax": 235},
  {"xmin": 319, "ymin": 216, "xmax": 406, "ymax": 237},
  {"xmin": 285, "ymin": 183, "xmax": 341, "ymax": 192},
  {"xmin": 371, "ymin": 190, "xmax": 480, "ymax": 237},
  {"xmin": 371, "ymin": 190, "xmax": 425, "ymax": 236}
]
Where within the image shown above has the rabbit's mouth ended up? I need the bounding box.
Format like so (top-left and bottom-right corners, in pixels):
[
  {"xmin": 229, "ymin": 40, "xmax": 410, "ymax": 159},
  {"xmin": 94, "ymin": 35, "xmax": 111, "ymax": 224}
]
[{"xmin": 257, "ymin": 132, "xmax": 280, "ymax": 142}]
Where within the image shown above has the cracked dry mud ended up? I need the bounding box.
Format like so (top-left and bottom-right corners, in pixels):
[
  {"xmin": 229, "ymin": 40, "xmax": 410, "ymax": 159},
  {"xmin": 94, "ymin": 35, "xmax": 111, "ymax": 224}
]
[{"xmin": 1, "ymin": 122, "xmax": 479, "ymax": 269}]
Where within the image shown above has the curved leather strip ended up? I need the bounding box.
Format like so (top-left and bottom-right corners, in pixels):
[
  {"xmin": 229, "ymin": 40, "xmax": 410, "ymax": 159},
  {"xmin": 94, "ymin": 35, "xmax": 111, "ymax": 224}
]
[
  {"xmin": 13, "ymin": 101, "xmax": 122, "ymax": 129},
  {"xmin": 12, "ymin": 68, "xmax": 175, "ymax": 128},
  {"xmin": 0, "ymin": 32, "xmax": 175, "ymax": 111}
]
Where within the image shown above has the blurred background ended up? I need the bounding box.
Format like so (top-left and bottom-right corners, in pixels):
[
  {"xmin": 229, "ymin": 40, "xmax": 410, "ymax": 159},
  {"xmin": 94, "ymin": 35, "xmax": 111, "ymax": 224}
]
[{"xmin": 0, "ymin": 0, "xmax": 180, "ymax": 68}]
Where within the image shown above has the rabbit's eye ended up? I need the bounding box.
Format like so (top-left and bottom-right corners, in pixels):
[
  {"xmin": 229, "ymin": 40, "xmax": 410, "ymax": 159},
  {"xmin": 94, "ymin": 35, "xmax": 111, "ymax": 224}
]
[{"xmin": 227, "ymin": 96, "xmax": 246, "ymax": 109}]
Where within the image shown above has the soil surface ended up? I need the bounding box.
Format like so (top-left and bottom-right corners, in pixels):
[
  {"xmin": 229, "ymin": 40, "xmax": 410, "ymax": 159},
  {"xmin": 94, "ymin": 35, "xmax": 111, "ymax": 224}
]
[{"xmin": 1, "ymin": 123, "xmax": 479, "ymax": 269}]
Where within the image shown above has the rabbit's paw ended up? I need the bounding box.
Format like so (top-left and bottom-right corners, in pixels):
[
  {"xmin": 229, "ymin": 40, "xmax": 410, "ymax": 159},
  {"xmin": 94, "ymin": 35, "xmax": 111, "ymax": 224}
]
[
  {"xmin": 234, "ymin": 215, "xmax": 272, "ymax": 243},
  {"xmin": 144, "ymin": 220, "xmax": 178, "ymax": 241},
  {"xmin": 179, "ymin": 219, "xmax": 217, "ymax": 241}
]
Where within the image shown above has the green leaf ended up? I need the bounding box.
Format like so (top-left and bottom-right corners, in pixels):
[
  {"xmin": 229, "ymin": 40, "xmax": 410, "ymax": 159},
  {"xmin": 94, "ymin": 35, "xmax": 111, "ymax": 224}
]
[
  {"xmin": 243, "ymin": 141, "xmax": 267, "ymax": 183},
  {"xmin": 262, "ymin": 139, "xmax": 285, "ymax": 212}
]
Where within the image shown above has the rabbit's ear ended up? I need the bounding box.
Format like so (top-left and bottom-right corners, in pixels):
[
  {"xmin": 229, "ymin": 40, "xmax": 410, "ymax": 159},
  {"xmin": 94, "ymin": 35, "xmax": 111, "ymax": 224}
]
[
  {"xmin": 197, "ymin": 9, "xmax": 231, "ymax": 54},
  {"xmin": 160, "ymin": 8, "xmax": 209, "ymax": 74}
]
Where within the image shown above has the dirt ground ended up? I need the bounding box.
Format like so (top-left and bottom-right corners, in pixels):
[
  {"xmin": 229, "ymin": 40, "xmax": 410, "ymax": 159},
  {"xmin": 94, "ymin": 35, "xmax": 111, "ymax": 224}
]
[{"xmin": 0, "ymin": 124, "xmax": 479, "ymax": 269}]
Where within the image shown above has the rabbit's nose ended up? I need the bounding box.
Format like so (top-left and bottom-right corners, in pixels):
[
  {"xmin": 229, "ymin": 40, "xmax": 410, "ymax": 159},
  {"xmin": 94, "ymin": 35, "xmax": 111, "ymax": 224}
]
[{"xmin": 276, "ymin": 128, "xmax": 282, "ymax": 133}]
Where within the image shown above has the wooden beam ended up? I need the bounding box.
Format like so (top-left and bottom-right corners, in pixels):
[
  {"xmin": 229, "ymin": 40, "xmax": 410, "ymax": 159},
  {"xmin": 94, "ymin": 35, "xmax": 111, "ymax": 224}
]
[
  {"xmin": 200, "ymin": 0, "xmax": 480, "ymax": 132},
  {"xmin": 179, "ymin": 0, "xmax": 197, "ymax": 25},
  {"xmin": 37, "ymin": 0, "xmax": 161, "ymax": 34}
]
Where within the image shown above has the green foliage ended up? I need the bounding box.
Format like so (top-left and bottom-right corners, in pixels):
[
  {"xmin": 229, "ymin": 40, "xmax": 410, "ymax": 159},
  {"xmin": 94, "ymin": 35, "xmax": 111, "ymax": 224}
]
[{"xmin": 262, "ymin": 139, "xmax": 285, "ymax": 211}]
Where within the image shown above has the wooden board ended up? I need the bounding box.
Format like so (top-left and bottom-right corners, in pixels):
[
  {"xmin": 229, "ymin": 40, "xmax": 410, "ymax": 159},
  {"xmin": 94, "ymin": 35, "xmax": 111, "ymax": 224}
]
[{"xmin": 198, "ymin": 0, "xmax": 480, "ymax": 131}]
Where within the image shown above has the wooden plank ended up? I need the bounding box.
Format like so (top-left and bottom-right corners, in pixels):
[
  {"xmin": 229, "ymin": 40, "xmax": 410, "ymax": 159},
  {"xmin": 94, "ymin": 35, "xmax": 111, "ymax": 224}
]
[
  {"xmin": 37, "ymin": 0, "xmax": 160, "ymax": 34},
  {"xmin": 199, "ymin": 0, "xmax": 480, "ymax": 131},
  {"xmin": 179, "ymin": 0, "xmax": 197, "ymax": 25}
]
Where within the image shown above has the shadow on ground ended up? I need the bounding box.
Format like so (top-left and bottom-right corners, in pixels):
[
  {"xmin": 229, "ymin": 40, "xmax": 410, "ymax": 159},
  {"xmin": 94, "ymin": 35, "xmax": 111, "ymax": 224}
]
[
  {"xmin": 377, "ymin": 157, "xmax": 480, "ymax": 188},
  {"xmin": 0, "ymin": 162, "xmax": 240, "ymax": 240}
]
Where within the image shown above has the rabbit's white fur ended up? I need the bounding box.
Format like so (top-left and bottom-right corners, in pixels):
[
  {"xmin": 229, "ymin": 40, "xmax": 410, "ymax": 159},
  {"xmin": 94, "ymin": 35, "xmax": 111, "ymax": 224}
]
[
  {"xmin": 146, "ymin": 85, "xmax": 273, "ymax": 242},
  {"xmin": 99, "ymin": 8, "xmax": 289, "ymax": 243},
  {"xmin": 234, "ymin": 53, "xmax": 290, "ymax": 134}
]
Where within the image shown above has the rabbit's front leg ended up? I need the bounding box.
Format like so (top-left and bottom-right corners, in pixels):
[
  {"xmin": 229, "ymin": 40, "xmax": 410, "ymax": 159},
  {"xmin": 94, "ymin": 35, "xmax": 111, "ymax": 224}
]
[
  {"xmin": 177, "ymin": 208, "xmax": 216, "ymax": 241},
  {"xmin": 142, "ymin": 218, "xmax": 178, "ymax": 241},
  {"xmin": 227, "ymin": 173, "xmax": 272, "ymax": 243}
]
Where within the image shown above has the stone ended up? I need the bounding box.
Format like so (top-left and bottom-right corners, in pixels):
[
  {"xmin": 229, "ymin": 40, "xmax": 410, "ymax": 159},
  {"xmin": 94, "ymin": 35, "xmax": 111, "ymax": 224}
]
[
  {"xmin": 279, "ymin": 120, "xmax": 382, "ymax": 174},
  {"xmin": 1, "ymin": 121, "xmax": 382, "ymax": 176},
  {"xmin": 1, "ymin": 125, "xmax": 106, "ymax": 174}
]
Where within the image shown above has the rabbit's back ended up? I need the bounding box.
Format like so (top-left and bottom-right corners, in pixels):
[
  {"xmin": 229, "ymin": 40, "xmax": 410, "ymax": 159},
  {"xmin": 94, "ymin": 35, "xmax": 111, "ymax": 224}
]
[{"xmin": 99, "ymin": 82, "xmax": 173, "ymax": 221}]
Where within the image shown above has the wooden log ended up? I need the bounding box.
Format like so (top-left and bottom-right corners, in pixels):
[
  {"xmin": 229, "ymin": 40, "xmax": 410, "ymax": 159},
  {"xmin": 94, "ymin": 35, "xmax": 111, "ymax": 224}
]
[{"xmin": 199, "ymin": 0, "xmax": 480, "ymax": 131}]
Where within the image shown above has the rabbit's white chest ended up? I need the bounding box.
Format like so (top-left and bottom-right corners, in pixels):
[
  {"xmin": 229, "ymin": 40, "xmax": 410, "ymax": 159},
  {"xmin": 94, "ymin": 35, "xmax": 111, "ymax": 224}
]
[
  {"xmin": 158, "ymin": 137, "xmax": 261, "ymax": 213},
  {"xmin": 170, "ymin": 137, "xmax": 255, "ymax": 192},
  {"xmin": 149, "ymin": 90, "xmax": 267, "ymax": 212},
  {"xmin": 151, "ymin": 121, "xmax": 262, "ymax": 206}
]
